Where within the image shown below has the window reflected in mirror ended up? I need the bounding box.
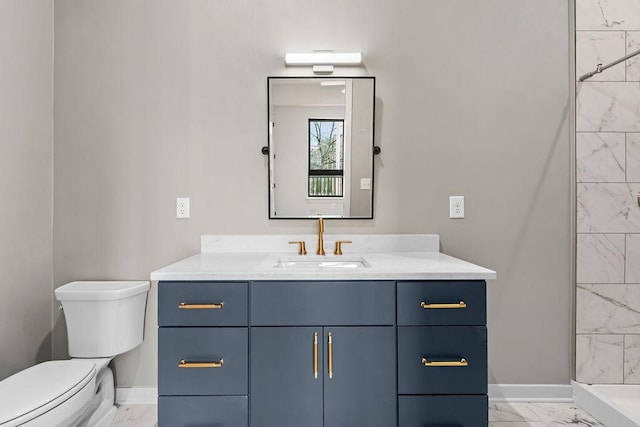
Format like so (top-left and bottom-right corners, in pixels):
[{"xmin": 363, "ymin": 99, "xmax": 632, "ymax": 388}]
[{"xmin": 309, "ymin": 119, "xmax": 344, "ymax": 197}]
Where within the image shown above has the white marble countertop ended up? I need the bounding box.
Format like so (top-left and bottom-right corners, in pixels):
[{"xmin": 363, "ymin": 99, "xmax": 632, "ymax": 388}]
[{"xmin": 150, "ymin": 235, "xmax": 496, "ymax": 281}]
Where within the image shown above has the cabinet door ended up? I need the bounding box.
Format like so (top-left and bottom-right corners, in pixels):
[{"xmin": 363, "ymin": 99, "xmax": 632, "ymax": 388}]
[
  {"xmin": 250, "ymin": 327, "xmax": 323, "ymax": 427},
  {"xmin": 324, "ymin": 327, "xmax": 397, "ymax": 427}
]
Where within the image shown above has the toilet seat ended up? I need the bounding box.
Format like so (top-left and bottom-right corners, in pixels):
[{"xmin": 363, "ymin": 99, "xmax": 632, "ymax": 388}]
[{"xmin": 0, "ymin": 360, "xmax": 96, "ymax": 426}]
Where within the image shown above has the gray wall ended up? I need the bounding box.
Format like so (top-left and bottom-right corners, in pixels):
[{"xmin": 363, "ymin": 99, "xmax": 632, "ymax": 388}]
[
  {"xmin": 51, "ymin": 0, "xmax": 571, "ymax": 388},
  {"xmin": 0, "ymin": 0, "xmax": 53, "ymax": 380}
]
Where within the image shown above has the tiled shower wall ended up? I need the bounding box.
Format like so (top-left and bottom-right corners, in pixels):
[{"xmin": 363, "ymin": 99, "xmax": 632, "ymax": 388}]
[{"xmin": 576, "ymin": 0, "xmax": 640, "ymax": 384}]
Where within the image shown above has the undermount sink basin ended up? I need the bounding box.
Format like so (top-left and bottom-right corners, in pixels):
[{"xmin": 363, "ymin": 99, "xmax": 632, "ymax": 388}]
[{"xmin": 275, "ymin": 256, "xmax": 370, "ymax": 269}]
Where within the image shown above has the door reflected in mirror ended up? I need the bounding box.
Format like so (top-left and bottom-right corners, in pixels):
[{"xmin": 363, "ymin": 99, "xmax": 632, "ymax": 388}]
[{"xmin": 268, "ymin": 77, "xmax": 375, "ymax": 219}]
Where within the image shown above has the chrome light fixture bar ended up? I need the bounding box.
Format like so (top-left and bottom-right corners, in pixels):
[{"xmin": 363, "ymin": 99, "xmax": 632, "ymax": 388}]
[{"xmin": 284, "ymin": 52, "xmax": 363, "ymax": 74}]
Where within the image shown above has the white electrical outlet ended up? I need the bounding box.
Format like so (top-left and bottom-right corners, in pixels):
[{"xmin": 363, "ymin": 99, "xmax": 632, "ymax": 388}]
[
  {"xmin": 176, "ymin": 198, "xmax": 190, "ymax": 219},
  {"xmin": 449, "ymin": 196, "xmax": 464, "ymax": 219}
]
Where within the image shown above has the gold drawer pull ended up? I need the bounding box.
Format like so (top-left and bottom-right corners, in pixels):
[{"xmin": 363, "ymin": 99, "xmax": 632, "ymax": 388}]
[
  {"xmin": 178, "ymin": 359, "xmax": 224, "ymax": 368},
  {"xmin": 421, "ymin": 357, "xmax": 468, "ymax": 367},
  {"xmin": 178, "ymin": 302, "xmax": 224, "ymax": 310},
  {"xmin": 420, "ymin": 301, "xmax": 466, "ymax": 309}
]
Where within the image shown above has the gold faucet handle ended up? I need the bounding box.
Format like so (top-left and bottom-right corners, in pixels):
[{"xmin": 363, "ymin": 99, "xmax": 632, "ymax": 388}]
[
  {"xmin": 289, "ymin": 241, "xmax": 307, "ymax": 255},
  {"xmin": 334, "ymin": 240, "xmax": 352, "ymax": 255}
]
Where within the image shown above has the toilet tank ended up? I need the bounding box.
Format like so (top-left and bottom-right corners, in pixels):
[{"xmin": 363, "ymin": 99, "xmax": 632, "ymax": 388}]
[{"xmin": 55, "ymin": 281, "xmax": 151, "ymax": 358}]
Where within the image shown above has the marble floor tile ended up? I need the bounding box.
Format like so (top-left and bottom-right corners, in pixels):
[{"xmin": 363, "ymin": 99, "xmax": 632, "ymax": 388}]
[
  {"xmin": 491, "ymin": 423, "xmax": 547, "ymax": 427},
  {"xmin": 527, "ymin": 402, "xmax": 605, "ymax": 426},
  {"xmin": 114, "ymin": 404, "xmax": 157, "ymax": 426},
  {"xmin": 489, "ymin": 402, "xmax": 541, "ymax": 422},
  {"xmin": 115, "ymin": 402, "xmax": 608, "ymax": 427}
]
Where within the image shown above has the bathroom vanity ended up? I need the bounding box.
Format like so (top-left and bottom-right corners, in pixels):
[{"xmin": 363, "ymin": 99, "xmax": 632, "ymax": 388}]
[{"xmin": 151, "ymin": 235, "xmax": 496, "ymax": 427}]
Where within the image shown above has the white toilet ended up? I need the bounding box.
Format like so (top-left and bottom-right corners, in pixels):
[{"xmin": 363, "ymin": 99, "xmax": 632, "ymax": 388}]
[{"xmin": 0, "ymin": 281, "xmax": 150, "ymax": 427}]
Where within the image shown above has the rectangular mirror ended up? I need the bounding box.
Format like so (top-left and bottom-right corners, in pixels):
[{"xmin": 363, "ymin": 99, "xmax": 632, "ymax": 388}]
[{"xmin": 267, "ymin": 76, "xmax": 375, "ymax": 219}]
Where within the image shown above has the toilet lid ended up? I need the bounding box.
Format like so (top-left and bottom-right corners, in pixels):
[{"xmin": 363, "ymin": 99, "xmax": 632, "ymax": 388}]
[{"xmin": 0, "ymin": 360, "xmax": 95, "ymax": 425}]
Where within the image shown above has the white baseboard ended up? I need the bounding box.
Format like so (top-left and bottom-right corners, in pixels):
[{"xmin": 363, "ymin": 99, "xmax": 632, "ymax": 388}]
[
  {"xmin": 488, "ymin": 384, "xmax": 573, "ymax": 402},
  {"xmin": 115, "ymin": 387, "xmax": 158, "ymax": 405},
  {"xmin": 115, "ymin": 384, "xmax": 573, "ymax": 406}
]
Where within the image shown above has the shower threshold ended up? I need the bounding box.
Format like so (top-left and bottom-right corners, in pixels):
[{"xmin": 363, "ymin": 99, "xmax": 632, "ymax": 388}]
[{"xmin": 573, "ymin": 381, "xmax": 640, "ymax": 427}]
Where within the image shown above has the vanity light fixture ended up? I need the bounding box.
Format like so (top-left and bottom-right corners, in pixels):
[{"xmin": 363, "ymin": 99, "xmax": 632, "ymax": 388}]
[{"xmin": 284, "ymin": 52, "xmax": 363, "ymax": 74}]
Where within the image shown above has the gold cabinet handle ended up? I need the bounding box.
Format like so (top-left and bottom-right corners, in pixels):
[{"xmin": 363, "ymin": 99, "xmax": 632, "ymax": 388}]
[
  {"xmin": 289, "ymin": 241, "xmax": 307, "ymax": 255},
  {"xmin": 313, "ymin": 332, "xmax": 319, "ymax": 379},
  {"xmin": 178, "ymin": 359, "xmax": 224, "ymax": 368},
  {"xmin": 333, "ymin": 240, "xmax": 352, "ymax": 255},
  {"xmin": 421, "ymin": 357, "xmax": 468, "ymax": 367},
  {"xmin": 327, "ymin": 332, "xmax": 333, "ymax": 379},
  {"xmin": 178, "ymin": 302, "xmax": 224, "ymax": 310},
  {"xmin": 420, "ymin": 301, "xmax": 466, "ymax": 309}
]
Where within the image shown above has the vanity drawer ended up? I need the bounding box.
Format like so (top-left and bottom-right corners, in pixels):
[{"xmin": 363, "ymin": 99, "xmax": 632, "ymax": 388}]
[
  {"xmin": 397, "ymin": 326, "xmax": 487, "ymax": 395},
  {"xmin": 158, "ymin": 396, "xmax": 248, "ymax": 427},
  {"xmin": 397, "ymin": 281, "xmax": 486, "ymax": 326},
  {"xmin": 158, "ymin": 327, "xmax": 248, "ymax": 395},
  {"xmin": 251, "ymin": 281, "xmax": 395, "ymax": 326},
  {"xmin": 398, "ymin": 395, "xmax": 488, "ymax": 427},
  {"xmin": 158, "ymin": 281, "xmax": 248, "ymax": 326}
]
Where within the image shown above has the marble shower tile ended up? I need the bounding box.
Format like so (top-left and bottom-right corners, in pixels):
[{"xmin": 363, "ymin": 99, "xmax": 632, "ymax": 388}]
[
  {"xmin": 576, "ymin": 31, "xmax": 626, "ymax": 81},
  {"xmin": 628, "ymin": 32, "xmax": 640, "ymax": 81},
  {"xmin": 626, "ymin": 234, "xmax": 640, "ymax": 282},
  {"xmin": 577, "ymin": 234, "xmax": 625, "ymax": 283},
  {"xmin": 627, "ymin": 133, "xmax": 640, "ymax": 182},
  {"xmin": 576, "ymin": 334, "xmax": 624, "ymax": 383},
  {"xmin": 577, "ymin": 183, "xmax": 640, "ymax": 232},
  {"xmin": 577, "ymin": 133, "xmax": 625, "ymax": 182},
  {"xmin": 625, "ymin": 335, "xmax": 640, "ymax": 383},
  {"xmin": 576, "ymin": 0, "xmax": 640, "ymax": 31},
  {"xmin": 577, "ymin": 82, "xmax": 640, "ymax": 132},
  {"xmin": 577, "ymin": 284, "xmax": 640, "ymax": 334},
  {"xmin": 527, "ymin": 402, "xmax": 605, "ymax": 426}
]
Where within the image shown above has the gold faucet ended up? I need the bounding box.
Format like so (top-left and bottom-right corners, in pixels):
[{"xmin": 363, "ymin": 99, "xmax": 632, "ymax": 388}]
[{"xmin": 316, "ymin": 217, "xmax": 325, "ymax": 255}]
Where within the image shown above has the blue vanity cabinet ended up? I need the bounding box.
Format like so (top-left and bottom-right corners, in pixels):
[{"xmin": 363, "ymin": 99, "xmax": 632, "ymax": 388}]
[
  {"xmin": 250, "ymin": 281, "xmax": 397, "ymax": 427},
  {"xmin": 157, "ymin": 279, "xmax": 488, "ymax": 427},
  {"xmin": 397, "ymin": 280, "xmax": 488, "ymax": 427},
  {"xmin": 157, "ymin": 281, "xmax": 249, "ymax": 427}
]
